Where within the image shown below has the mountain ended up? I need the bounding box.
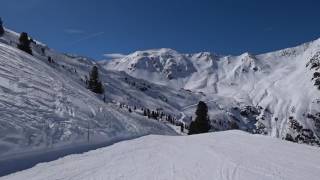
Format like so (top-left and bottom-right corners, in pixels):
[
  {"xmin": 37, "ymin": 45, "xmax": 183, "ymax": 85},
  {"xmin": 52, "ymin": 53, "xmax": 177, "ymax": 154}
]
[
  {"xmin": 0, "ymin": 29, "xmax": 180, "ymax": 162},
  {"xmin": 2, "ymin": 130, "xmax": 320, "ymax": 180},
  {"xmin": 0, "ymin": 25, "xmax": 320, "ymax": 164},
  {"xmin": 102, "ymin": 41, "xmax": 320, "ymax": 145}
]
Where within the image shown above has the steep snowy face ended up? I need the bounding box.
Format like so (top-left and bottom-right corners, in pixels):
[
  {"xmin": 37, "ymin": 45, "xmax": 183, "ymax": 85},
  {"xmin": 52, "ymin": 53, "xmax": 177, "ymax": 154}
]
[
  {"xmin": 0, "ymin": 30, "xmax": 176, "ymax": 158},
  {"xmin": 103, "ymin": 39, "xmax": 320, "ymax": 145},
  {"xmin": 103, "ymin": 48, "xmax": 197, "ymax": 87},
  {"xmin": 3, "ymin": 131, "xmax": 320, "ymax": 180},
  {"xmin": 102, "ymin": 49, "xmax": 264, "ymax": 92}
]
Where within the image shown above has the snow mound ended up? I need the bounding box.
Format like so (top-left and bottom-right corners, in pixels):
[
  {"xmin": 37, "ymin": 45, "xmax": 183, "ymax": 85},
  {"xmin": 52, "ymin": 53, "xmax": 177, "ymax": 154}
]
[{"xmin": 2, "ymin": 131, "xmax": 320, "ymax": 180}]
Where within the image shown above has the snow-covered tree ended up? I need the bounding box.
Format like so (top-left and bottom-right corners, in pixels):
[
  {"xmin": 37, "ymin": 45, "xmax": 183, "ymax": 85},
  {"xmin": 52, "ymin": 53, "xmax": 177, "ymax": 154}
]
[
  {"xmin": 17, "ymin": 32, "xmax": 32, "ymax": 55},
  {"xmin": 188, "ymin": 101, "xmax": 211, "ymax": 135}
]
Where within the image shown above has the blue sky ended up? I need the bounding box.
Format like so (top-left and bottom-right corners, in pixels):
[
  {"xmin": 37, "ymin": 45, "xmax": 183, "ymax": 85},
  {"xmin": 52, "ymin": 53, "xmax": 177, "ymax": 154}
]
[{"xmin": 1, "ymin": 0, "xmax": 320, "ymax": 59}]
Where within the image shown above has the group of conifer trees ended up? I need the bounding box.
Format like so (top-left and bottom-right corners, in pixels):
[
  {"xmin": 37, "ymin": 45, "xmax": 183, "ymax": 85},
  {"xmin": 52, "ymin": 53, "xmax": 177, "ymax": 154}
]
[
  {"xmin": 17, "ymin": 32, "xmax": 33, "ymax": 55},
  {"xmin": 142, "ymin": 108, "xmax": 175, "ymax": 123},
  {"xmin": 141, "ymin": 101, "xmax": 212, "ymax": 135},
  {"xmin": 1, "ymin": 17, "xmax": 32, "ymax": 55}
]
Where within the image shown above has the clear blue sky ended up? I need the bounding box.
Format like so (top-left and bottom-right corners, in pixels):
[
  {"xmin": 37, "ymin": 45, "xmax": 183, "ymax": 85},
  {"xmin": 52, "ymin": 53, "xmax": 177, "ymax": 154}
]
[{"xmin": 1, "ymin": 0, "xmax": 320, "ymax": 59}]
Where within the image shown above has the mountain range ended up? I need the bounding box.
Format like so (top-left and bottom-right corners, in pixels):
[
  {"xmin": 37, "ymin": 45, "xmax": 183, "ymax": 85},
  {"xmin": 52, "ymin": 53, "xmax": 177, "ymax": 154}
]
[{"xmin": 0, "ymin": 27, "xmax": 320, "ymax": 164}]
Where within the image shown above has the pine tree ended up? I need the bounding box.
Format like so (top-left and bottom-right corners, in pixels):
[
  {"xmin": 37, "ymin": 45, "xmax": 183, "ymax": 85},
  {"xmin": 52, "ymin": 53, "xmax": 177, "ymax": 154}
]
[
  {"xmin": 41, "ymin": 47, "xmax": 45, "ymax": 55},
  {"xmin": 48, "ymin": 56, "xmax": 52, "ymax": 63},
  {"xmin": 17, "ymin": 32, "xmax": 32, "ymax": 55},
  {"xmin": 88, "ymin": 66, "xmax": 104, "ymax": 94},
  {"xmin": 180, "ymin": 124, "xmax": 184, "ymax": 133},
  {"xmin": 188, "ymin": 101, "xmax": 211, "ymax": 135},
  {"xmin": 0, "ymin": 17, "xmax": 4, "ymax": 36},
  {"xmin": 147, "ymin": 109, "xmax": 151, "ymax": 118},
  {"xmin": 229, "ymin": 121, "xmax": 239, "ymax": 130}
]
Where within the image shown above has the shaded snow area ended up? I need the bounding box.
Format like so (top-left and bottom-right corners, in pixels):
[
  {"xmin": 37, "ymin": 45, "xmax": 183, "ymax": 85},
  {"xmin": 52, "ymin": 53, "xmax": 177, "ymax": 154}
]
[{"xmin": 2, "ymin": 131, "xmax": 320, "ymax": 180}]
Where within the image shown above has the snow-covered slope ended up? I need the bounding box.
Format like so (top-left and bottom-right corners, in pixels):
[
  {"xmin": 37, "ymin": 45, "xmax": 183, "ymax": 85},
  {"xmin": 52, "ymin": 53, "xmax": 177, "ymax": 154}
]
[
  {"xmin": 2, "ymin": 130, "xmax": 320, "ymax": 180},
  {"xmin": 0, "ymin": 29, "xmax": 177, "ymax": 159},
  {"xmin": 102, "ymin": 41, "xmax": 320, "ymax": 145}
]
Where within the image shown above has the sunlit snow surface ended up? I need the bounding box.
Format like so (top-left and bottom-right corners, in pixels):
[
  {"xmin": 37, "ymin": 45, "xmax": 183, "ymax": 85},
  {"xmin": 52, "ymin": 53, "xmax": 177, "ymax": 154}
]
[{"xmin": 2, "ymin": 131, "xmax": 320, "ymax": 180}]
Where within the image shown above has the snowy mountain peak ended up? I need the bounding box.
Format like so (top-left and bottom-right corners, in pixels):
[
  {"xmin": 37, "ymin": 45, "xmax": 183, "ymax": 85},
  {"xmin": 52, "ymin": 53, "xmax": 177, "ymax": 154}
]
[
  {"xmin": 130, "ymin": 48, "xmax": 180, "ymax": 58},
  {"xmin": 104, "ymin": 48, "xmax": 196, "ymax": 81},
  {"xmin": 240, "ymin": 52, "xmax": 254, "ymax": 58}
]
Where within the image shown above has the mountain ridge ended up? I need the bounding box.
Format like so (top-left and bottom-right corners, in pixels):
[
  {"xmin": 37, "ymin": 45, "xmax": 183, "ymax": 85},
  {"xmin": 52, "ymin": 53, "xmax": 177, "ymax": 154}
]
[{"xmin": 102, "ymin": 37, "xmax": 320, "ymax": 145}]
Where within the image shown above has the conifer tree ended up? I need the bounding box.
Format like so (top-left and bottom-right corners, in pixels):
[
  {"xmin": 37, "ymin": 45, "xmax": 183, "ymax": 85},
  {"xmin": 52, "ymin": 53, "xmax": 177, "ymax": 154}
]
[
  {"xmin": 88, "ymin": 66, "xmax": 104, "ymax": 94},
  {"xmin": 17, "ymin": 32, "xmax": 32, "ymax": 55},
  {"xmin": 48, "ymin": 56, "xmax": 52, "ymax": 63},
  {"xmin": 188, "ymin": 101, "xmax": 211, "ymax": 135},
  {"xmin": 0, "ymin": 17, "xmax": 4, "ymax": 36}
]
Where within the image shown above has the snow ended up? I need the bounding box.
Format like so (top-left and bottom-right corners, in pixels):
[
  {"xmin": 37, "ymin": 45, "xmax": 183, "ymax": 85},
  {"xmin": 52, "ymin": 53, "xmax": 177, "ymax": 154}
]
[{"xmin": 2, "ymin": 131, "xmax": 320, "ymax": 180}]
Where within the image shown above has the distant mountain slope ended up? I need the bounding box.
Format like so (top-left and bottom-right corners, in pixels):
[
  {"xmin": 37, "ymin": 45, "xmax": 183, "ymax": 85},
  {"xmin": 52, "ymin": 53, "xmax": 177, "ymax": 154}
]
[
  {"xmin": 102, "ymin": 40, "xmax": 320, "ymax": 145},
  {"xmin": 3, "ymin": 131, "xmax": 320, "ymax": 180}
]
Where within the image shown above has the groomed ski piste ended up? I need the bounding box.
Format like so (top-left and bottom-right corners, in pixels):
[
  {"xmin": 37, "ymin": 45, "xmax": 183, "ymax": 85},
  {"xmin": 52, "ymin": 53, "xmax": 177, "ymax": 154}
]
[{"xmin": 2, "ymin": 131, "xmax": 320, "ymax": 180}]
